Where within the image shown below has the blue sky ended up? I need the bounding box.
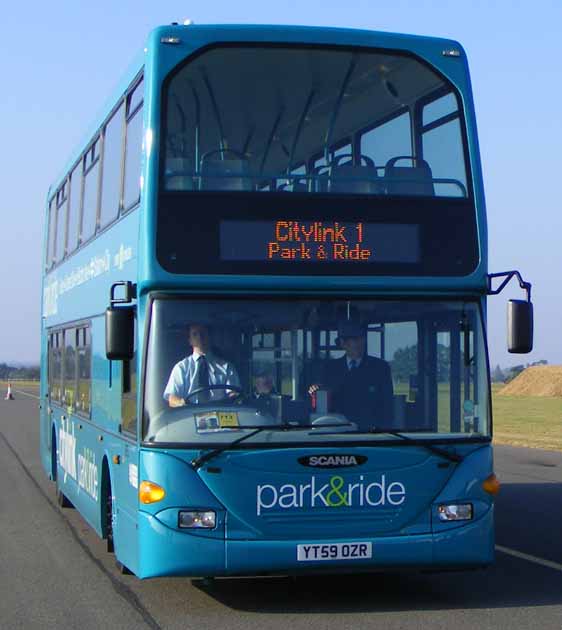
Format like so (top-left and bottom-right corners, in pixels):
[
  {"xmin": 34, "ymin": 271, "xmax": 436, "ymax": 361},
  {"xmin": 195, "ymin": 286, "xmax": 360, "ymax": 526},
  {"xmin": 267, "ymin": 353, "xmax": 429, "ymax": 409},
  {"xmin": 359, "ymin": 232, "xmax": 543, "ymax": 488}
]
[{"xmin": 0, "ymin": 1, "xmax": 560, "ymax": 366}]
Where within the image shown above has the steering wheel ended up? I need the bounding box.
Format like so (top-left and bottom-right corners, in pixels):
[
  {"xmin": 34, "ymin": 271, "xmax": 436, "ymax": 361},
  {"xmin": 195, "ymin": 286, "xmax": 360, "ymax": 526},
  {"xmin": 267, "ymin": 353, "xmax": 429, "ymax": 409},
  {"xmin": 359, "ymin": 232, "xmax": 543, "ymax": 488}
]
[{"xmin": 184, "ymin": 384, "xmax": 243, "ymax": 405}]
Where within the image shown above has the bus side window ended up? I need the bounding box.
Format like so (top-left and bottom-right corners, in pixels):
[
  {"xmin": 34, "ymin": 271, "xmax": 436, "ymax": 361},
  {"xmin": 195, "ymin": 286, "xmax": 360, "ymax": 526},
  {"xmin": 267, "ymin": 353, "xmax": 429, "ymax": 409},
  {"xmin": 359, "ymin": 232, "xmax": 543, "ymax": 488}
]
[
  {"xmin": 100, "ymin": 102, "xmax": 125, "ymax": 228},
  {"xmin": 123, "ymin": 79, "xmax": 143, "ymax": 211},
  {"xmin": 46, "ymin": 198, "xmax": 56, "ymax": 269},
  {"xmin": 54, "ymin": 182, "xmax": 68, "ymax": 263},
  {"xmin": 81, "ymin": 141, "xmax": 101, "ymax": 243},
  {"xmin": 77, "ymin": 326, "xmax": 92, "ymax": 415},
  {"xmin": 67, "ymin": 162, "xmax": 82, "ymax": 254},
  {"xmin": 49, "ymin": 331, "xmax": 63, "ymax": 403},
  {"xmin": 63, "ymin": 327, "xmax": 77, "ymax": 411}
]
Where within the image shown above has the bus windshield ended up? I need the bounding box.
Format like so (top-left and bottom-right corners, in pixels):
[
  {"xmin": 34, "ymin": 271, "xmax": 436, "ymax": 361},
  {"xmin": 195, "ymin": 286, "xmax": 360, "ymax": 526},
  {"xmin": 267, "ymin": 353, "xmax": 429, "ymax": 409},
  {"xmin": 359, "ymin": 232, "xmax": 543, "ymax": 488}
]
[
  {"xmin": 162, "ymin": 45, "xmax": 468, "ymax": 197},
  {"xmin": 144, "ymin": 298, "xmax": 489, "ymax": 445}
]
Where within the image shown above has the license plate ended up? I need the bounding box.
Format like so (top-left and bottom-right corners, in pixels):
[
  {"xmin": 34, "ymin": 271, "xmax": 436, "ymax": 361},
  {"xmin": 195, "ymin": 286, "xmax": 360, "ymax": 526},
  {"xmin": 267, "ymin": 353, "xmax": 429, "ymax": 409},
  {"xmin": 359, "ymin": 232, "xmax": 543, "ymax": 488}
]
[{"xmin": 297, "ymin": 542, "xmax": 372, "ymax": 562}]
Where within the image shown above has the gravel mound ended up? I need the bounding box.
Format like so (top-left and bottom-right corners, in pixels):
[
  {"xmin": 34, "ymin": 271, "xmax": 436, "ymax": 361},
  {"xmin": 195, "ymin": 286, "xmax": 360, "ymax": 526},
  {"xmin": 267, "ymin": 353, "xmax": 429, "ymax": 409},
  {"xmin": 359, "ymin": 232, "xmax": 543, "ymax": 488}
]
[{"xmin": 498, "ymin": 366, "xmax": 562, "ymax": 397}]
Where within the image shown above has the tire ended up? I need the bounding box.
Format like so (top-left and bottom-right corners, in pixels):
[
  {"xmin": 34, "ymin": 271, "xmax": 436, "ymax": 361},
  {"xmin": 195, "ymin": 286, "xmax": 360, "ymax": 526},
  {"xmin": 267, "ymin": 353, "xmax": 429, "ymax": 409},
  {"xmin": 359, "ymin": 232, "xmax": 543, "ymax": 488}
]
[
  {"xmin": 104, "ymin": 472, "xmax": 132, "ymax": 573},
  {"xmin": 116, "ymin": 560, "xmax": 133, "ymax": 575},
  {"xmin": 56, "ymin": 483, "xmax": 73, "ymax": 508},
  {"xmin": 105, "ymin": 478, "xmax": 115, "ymax": 553}
]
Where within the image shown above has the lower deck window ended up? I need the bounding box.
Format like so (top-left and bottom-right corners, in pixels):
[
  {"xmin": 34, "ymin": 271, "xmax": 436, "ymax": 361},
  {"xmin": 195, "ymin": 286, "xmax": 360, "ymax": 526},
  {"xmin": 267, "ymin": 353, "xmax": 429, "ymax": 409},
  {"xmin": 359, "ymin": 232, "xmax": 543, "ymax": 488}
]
[{"xmin": 48, "ymin": 324, "xmax": 91, "ymax": 417}]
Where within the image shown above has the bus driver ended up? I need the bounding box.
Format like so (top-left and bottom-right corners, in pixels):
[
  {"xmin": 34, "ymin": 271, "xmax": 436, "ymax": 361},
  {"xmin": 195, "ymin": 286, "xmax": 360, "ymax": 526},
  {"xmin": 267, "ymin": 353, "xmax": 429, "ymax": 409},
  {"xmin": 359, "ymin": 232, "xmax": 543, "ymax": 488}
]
[
  {"xmin": 164, "ymin": 323, "xmax": 240, "ymax": 407},
  {"xmin": 308, "ymin": 322, "xmax": 394, "ymax": 429}
]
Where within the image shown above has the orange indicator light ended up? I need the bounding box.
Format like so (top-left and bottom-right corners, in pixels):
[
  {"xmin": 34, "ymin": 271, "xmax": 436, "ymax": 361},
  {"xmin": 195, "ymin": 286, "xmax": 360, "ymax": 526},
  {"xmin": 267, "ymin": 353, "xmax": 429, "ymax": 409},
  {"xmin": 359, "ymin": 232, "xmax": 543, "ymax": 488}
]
[
  {"xmin": 139, "ymin": 481, "xmax": 166, "ymax": 504},
  {"xmin": 482, "ymin": 473, "xmax": 501, "ymax": 495}
]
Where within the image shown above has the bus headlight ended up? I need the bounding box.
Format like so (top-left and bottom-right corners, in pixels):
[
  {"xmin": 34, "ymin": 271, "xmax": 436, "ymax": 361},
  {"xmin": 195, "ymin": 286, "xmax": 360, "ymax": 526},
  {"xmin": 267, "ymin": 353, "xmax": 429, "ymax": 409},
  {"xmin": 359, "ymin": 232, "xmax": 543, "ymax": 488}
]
[
  {"xmin": 178, "ymin": 510, "xmax": 216, "ymax": 529},
  {"xmin": 437, "ymin": 503, "xmax": 473, "ymax": 521}
]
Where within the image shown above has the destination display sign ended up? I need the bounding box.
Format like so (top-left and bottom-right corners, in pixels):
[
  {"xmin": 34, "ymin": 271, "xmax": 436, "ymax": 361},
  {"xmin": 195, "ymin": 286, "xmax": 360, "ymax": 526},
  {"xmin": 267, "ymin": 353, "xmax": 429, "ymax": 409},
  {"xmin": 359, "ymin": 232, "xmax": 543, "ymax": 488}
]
[{"xmin": 220, "ymin": 220, "xmax": 420, "ymax": 263}]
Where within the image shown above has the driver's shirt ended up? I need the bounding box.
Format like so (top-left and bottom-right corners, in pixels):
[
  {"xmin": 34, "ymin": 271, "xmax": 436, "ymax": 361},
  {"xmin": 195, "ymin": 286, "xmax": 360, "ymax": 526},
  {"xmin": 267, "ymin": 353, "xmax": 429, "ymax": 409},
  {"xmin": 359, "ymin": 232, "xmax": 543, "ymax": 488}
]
[{"xmin": 163, "ymin": 351, "xmax": 240, "ymax": 404}]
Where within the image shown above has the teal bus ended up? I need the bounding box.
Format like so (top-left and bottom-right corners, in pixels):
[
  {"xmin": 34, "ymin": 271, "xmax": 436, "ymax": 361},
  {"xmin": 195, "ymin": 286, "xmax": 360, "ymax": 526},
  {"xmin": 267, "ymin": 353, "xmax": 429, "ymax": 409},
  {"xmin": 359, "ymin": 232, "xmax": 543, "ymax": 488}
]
[{"xmin": 40, "ymin": 23, "xmax": 533, "ymax": 578}]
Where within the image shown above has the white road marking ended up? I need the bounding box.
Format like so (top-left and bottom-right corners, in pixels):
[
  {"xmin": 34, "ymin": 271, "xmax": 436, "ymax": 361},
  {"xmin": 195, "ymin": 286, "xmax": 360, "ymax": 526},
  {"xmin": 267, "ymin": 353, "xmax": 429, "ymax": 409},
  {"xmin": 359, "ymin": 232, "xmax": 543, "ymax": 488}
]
[
  {"xmin": 13, "ymin": 389, "xmax": 40, "ymax": 400},
  {"xmin": 496, "ymin": 545, "xmax": 562, "ymax": 573}
]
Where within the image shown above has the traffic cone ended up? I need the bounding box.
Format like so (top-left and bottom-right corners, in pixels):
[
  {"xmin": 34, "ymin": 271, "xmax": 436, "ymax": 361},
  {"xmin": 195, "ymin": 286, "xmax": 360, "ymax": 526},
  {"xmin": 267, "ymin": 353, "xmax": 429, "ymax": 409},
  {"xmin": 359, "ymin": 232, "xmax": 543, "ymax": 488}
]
[{"xmin": 5, "ymin": 383, "xmax": 14, "ymax": 400}]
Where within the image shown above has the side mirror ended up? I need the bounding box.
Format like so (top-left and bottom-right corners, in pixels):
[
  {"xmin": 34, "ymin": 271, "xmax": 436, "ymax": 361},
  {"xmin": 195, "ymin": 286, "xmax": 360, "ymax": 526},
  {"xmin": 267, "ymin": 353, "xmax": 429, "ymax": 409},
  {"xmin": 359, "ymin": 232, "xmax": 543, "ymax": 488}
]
[
  {"xmin": 106, "ymin": 306, "xmax": 134, "ymax": 360},
  {"xmin": 507, "ymin": 299, "xmax": 533, "ymax": 353}
]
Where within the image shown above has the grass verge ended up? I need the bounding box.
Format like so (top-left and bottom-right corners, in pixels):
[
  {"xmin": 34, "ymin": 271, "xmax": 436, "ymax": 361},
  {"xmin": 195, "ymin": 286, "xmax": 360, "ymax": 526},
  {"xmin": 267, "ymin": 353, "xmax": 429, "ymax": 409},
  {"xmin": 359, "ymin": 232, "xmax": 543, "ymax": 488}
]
[
  {"xmin": 0, "ymin": 380, "xmax": 39, "ymax": 390},
  {"xmin": 492, "ymin": 386, "xmax": 562, "ymax": 451}
]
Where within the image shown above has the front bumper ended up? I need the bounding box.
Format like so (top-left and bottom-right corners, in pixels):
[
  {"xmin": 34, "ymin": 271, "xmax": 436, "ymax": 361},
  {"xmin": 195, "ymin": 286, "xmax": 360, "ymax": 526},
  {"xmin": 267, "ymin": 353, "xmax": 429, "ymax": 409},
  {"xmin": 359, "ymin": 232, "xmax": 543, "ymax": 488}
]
[{"xmin": 136, "ymin": 508, "xmax": 494, "ymax": 578}]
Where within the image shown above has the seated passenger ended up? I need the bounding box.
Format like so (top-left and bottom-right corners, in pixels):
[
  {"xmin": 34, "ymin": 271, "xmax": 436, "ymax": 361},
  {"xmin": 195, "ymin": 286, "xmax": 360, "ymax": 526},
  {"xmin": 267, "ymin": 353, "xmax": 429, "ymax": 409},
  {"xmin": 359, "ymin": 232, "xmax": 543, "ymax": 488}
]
[
  {"xmin": 252, "ymin": 372, "xmax": 278, "ymax": 416},
  {"xmin": 308, "ymin": 322, "xmax": 394, "ymax": 430},
  {"xmin": 164, "ymin": 323, "xmax": 240, "ymax": 407},
  {"xmin": 253, "ymin": 373, "xmax": 276, "ymax": 398}
]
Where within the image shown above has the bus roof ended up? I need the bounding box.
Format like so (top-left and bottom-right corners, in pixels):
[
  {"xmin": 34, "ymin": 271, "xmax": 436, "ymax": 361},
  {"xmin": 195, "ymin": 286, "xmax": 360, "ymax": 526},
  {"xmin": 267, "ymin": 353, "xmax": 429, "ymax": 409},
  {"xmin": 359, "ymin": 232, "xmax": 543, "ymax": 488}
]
[{"xmin": 48, "ymin": 23, "xmax": 467, "ymax": 200}]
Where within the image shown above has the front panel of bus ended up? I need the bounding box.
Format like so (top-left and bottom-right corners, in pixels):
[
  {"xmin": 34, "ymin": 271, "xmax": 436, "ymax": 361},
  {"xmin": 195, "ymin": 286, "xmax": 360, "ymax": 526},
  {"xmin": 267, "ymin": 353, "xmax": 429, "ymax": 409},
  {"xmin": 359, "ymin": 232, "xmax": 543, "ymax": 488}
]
[{"xmin": 134, "ymin": 27, "xmax": 494, "ymax": 578}]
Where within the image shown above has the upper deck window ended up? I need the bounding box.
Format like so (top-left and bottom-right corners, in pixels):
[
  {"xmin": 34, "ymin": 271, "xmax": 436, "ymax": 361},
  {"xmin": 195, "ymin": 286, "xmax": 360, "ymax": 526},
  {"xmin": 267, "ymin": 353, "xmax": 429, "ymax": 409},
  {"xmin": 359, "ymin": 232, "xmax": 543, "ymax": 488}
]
[
  {"xmin": 162, "ymin": 45, "xmax": 469, "ymax": 198},
  {"xmin": 67, "ymin": 162, "xmax": 82, "ymax": 253},
  {"xmin": 421, "ymin": 92, "xmax": 467, "ymax": 197},
  {"xmin": 81, "ymin": 139, "xmax": 100, "ymax": 243},
  {"xmin": 123, "ymin": 79, "xmax": 144, "ymax": 211},
  {"xmin": 54, "ymin": 182, "xmax": 68, "ymax": 262},
  {"xmin": 100, "ymin": 103, "xmax": 125, "ymax": 228},
  {"xmin": 46, "ymin": 198, "xmax": 56, "ymax": 269}
]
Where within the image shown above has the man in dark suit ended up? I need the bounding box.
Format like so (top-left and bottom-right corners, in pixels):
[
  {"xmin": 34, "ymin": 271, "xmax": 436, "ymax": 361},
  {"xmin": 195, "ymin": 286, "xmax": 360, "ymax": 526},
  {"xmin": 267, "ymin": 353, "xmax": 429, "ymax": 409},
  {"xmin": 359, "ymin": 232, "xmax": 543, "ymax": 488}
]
[{"xmin": 309, "ymin": 322, "xmax": 394, "ymax": 430}]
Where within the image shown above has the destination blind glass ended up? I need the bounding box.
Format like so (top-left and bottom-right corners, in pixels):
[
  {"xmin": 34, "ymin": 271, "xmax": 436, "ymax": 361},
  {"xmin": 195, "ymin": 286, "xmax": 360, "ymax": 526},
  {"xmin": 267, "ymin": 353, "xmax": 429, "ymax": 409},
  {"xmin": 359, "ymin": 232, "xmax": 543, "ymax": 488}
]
[
  {"xmin": 157, "ymin": 192, "xmax": 479, "ymax": 275},
  {"xmin": 220, "ymin": 220, "xmax": 420, "ymax": 263}
]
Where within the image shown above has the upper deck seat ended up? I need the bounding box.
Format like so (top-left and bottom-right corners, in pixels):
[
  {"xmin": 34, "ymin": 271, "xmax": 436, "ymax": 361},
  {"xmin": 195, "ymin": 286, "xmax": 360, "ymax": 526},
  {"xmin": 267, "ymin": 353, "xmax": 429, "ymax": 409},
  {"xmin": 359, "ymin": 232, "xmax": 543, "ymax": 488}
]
[
  {"xmin": 329, "ymin": 164, "xmax": 380, "ymax": 194},
  {"xmin": 315, "ymin": 154, "xmax": 380, "ymax": 194},
  {"xmin": 384, "ymin": 156, "xmax": 435, "ymax": 196},
  {"xmin": 165, "ymin": 158, "xmax": 195, "ymax": 190},
  {"xmin": 199, "ymin": 150, "xmax": 252, "ymax": 191},
  {"xmin": 277, "ymin": 178, "xmax": 308, "ymax": 192}
]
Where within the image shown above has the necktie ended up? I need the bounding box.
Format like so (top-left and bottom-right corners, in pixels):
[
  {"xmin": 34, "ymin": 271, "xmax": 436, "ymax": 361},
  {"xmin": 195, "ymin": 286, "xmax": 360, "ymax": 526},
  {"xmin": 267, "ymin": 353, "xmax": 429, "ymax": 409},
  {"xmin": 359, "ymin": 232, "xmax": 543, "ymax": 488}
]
[
  {"xmin": 196, "ymin": 356, "xmax": 211, "ymax": 402},
  {"xmin": 349, "ymin": 359, "xmax": 357, "ymax": 371}
]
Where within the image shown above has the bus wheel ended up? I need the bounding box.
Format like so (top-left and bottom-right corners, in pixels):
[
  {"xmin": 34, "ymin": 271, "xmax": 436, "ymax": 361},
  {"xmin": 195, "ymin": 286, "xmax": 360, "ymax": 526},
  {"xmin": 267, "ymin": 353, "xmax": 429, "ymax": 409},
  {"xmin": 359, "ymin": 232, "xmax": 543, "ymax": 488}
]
[
  {"xmin": 116, "ymin": 560, "xmax": 133, "ymax": 575},
  {"xmin": 105, "ymin": 477, "xmax": 115, "ymax": 553},
  {"xmin": 56, "ymin": 483, "xmax": 73, "ymax": 508},
  {"xmin": 52, "ymin": 430, "xmax": 72, "ymax": 508}
]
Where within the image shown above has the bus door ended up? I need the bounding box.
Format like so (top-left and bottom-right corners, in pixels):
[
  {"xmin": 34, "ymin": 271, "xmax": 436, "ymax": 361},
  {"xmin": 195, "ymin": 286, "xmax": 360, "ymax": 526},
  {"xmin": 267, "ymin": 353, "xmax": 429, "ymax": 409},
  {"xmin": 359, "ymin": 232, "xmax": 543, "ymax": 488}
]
[
  {"xmin": 110, "ymin": 349, "xmax": 139, "ymax": 571},
  {"xmin": 413, "ymin": 312, "xmax": 480, "ymax": 435}
]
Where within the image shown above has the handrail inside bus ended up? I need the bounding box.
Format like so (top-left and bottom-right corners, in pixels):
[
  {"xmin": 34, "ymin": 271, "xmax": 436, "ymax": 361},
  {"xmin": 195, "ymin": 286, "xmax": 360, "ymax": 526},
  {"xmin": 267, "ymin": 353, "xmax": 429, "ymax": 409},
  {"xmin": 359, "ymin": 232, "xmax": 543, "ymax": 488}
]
[
  {"xmin": 260, "ymin": 108, "xmax": 284, "ymax": 174},
  {"xmin": 324, "ymin": 54, "xmax": 358, "ymax": 164},
  {"xmin": 242, "ymin": 125, "xmax": 255, "ymax": 156},
  {"xmin": 190, "ymin": 83, "xmax": 201, "ymax": 171},
  {"xmin": 200, "ymin": 68, "xmax": 227, "ymax": 158},
  {"xmin": 287, "ymin": 91, "xmax": 315, "ymax": 175}
]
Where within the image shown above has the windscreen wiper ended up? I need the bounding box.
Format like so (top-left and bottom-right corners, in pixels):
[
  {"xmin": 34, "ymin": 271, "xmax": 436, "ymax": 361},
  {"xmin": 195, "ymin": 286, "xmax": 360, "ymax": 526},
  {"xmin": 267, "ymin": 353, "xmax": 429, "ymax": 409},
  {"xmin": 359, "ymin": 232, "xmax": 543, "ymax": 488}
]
[
  {"xmin": 304, "ymin": 425, "xmax": 462, "ymax": 463},
  {"xmin": 191, "ymin": 424, "xmax": 309, "ymax": 470},
  {"xmin": 368, "ymin": 428, "xmax": 463, "ymax": 464}
]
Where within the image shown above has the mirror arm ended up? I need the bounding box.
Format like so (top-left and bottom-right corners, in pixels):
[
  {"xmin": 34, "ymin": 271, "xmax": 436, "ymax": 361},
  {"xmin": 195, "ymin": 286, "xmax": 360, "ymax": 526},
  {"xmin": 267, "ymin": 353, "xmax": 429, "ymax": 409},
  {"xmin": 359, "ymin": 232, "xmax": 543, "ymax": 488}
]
[
  {"xmin": 487, "ymin": 270, "xmax": 532, "ymax": 302},
  {"xmin": 110, "ymin": 281, "xmax": 137, "ymax": 307}
]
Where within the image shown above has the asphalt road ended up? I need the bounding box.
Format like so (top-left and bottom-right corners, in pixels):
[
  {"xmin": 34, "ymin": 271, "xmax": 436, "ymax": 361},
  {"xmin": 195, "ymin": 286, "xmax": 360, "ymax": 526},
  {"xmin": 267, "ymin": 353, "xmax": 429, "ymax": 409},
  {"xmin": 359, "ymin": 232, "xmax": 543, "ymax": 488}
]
[{"xmin": 1, "ymin": 386, "xmax": 561, "ymax": 630}]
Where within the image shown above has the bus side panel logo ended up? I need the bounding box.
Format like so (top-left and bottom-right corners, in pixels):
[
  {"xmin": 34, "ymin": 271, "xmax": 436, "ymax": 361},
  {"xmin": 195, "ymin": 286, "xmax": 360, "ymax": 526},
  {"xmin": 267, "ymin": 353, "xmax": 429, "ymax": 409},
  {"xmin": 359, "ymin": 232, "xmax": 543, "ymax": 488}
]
[{"xmin": 298, "ymin": 454, "xmax": 367, "ymax": 468}]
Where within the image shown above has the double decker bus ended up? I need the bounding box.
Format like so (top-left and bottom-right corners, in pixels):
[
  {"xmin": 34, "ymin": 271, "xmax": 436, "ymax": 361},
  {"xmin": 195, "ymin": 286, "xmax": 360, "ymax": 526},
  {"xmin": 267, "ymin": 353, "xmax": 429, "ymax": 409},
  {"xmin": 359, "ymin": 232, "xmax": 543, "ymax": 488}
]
[{"xmin": 40, "ymin": 23, "xmax": 533, "ymax": 578}]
